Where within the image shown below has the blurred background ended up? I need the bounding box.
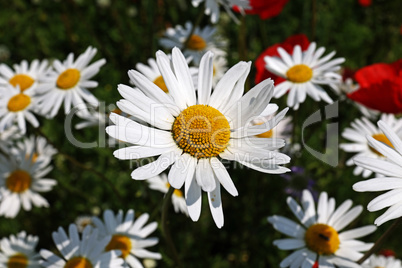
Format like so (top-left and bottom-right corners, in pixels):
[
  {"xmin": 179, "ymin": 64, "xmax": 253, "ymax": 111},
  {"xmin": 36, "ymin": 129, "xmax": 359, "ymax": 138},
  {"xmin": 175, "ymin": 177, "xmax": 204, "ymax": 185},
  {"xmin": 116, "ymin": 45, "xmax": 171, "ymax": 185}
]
[{"xmin": 0, "ymin": 0, "xmax": 401, "ymax": 267}]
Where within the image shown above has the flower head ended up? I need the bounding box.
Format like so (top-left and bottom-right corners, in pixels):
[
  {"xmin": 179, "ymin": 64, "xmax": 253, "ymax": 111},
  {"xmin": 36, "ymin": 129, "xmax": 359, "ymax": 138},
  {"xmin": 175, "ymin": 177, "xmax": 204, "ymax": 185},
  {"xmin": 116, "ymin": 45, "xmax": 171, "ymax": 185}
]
[
  {"xmin": 0, "ymin": 231, "xmax": 41, "ymax": 268},
  {"xmin": 36, "ymin": 46, "xmax": 106, "ymax": 118},
  {"xmin": 340, "ymin": 114, "xmax": 402, "ymax": 178},
  {"xmin": 91, "ymin": 209, "xmax": 161, "ymax": 267},
  {"xmin": 363, "ymin": 255, "xmax": 402, "ymax": 268},
  {"xmin": 0, "ymin": 84, "xmax": 40, "ymax": 134},
  {"xmin": 40, "ymin": 224, "xmax": 124, "ymax": 267},
  {"xmin": 268, "ymin": 190, "xmax": 376, "ymax": 267},
  {"xmin": 0, "ymin": 145, "xmax": 56, "ymax": 218},
  {"xmin": 0, "ymin": 59, "xmax": 50, "ymax": 93},
  {"xmin": 159, "ymin": 22, "xmax": 226, "ymax": 65},
  {"xmin": 353, "ymin": 120, "xmax": 402, "ymax": 225},
  {"xmin": 233, "ymin": 0, "xmax": 289, "ymax": 20},
  {"xmin": 264, "ymin": 42, "xmax": 345, "ymax": 110},
  {"xmin": 106, "ymin": 48, "xmax": 290, "ymax": 228}
]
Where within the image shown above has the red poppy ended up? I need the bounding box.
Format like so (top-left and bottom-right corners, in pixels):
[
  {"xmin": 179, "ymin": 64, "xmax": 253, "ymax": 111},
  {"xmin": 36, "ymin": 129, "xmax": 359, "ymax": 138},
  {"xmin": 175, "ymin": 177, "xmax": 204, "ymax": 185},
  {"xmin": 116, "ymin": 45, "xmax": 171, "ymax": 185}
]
[
  {"xmin": 347, "ymin": 60, "xmax": 402, "ymax": 114},
  {"xmin": 254, "ymin": 34, "xmax": 310, "ymax": 86},
  {"xmin": 379, "ymin": 249, "xmax": 396, "ymax": 257},
  {"xmin": 233, "ymin": 0, "xmax": 290, "ymax": 20},
  {"xmin": 358, "ymin": 0, "xmax": 372, "ymax": 7}
]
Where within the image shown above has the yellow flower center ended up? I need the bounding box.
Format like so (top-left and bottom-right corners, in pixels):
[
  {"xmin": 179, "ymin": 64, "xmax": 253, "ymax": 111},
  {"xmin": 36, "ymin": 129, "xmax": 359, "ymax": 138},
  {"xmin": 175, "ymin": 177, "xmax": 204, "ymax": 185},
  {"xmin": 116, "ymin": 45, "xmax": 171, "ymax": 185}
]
[
  {"xmin": 370, "ymin": 133, "xmax": 394, "ymax": 156},
  {"xmin": 6, "ymin": 170, "xmax": 31, "ymax": 193},
  {"xmin": 57, "ymin": 68, "xmax": 81, "ymax": 90},
  {"xmin": 9, "ymin": 74, "xmax": 35, "ymax": 92},
  {"xmin": 305, "ymin": 223, "xmax": 340, "ymax": 255},
  {"xmin": 105, "ymin": 234, "xmax": 132, "ymax": 259},
  {"xmin": 64, "ymin": 257, "xmax": 93, "ymax": 268},
  {"xmin": 7, "ymin": 253, "xmax": 28, "ymax": 268},
  {"xmin": 7, "ymin": 93, "xmax": 31, "ymax": 112},
  {"xmin": 186, "ymin": 34, "xmax": 207, "ymax": 51},
  {"xmin": 153, "ymin": 75, "xmax": 169, "ymax": 93},
  {"xmin": 166, "ymin": 183, "xmax": 184, "ymax": 197},
  {"xmin": 172, "ymin": 105, "xmax": 230, "ymax": 159},
  {"xmin": 286, "ymin": 64, "xmax": 313, "ymax": 83}
]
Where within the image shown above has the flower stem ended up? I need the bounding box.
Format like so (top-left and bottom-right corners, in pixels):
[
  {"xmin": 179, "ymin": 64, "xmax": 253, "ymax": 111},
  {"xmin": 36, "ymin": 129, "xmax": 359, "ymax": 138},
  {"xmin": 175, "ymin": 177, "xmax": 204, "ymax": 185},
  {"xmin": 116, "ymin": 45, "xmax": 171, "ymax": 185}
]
[
  {"xmin": 161, "ymin": 186, "xmax": 182, "ymax": 267},
  {"xmin": 357, "ymin": 217, "xmax": 402, "ymax": 264}
]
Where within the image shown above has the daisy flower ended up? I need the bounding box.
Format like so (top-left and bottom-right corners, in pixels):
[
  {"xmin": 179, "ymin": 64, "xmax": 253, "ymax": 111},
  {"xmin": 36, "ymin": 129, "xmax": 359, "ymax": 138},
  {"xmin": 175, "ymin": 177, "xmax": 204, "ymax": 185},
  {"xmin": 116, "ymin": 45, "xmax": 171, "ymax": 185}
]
[
  {"xmin": 268, "ymin": 189, "xmax": 376, "ymax": 268},
  {"xmin": 0, "ymin": 231, "xmax": 41, "ymax": 268},
  {"xmin": 0, "ymin": 147, "xmax": 56, "ymax": 218},
  {"xmin": 363, "ymin": 255, "xmax": 402, "ymax": 268},
  {"xmin": 12, "ymin": 135, "xmax": 57, "ymax": 169},
  {"xmin": 75, "ymin": 215, "xmax": 95, "ymax": 232},
  {"xmin": 340, "ymin": 114, "xmax": 402, "ymax": 178},
  {"xmin": 191, "ymin": 0, "xmax": 251, "ymax": 23},
  {"xmin": 106, "ymin": 47, "xmax": 290, "ymax": 228},
  {"xmin": 147, "ymin": 173, "xmax": 188, "ymax": 216},
  {"xmin": 40, "ymin": 224, "xmax": 124, "ymax": 268},
  {"xmin": 0, "ymin": 59, "xmax": 50, "ymax": 93},
  {"xmin": 353, "ymin": 120, "xmax": 402, "ymax": 226},
  {"xmin": 91, "ymin": 209, "xmax": 161, "ymax": 268},
  {"xmin": 0, "ymin": 84, "xmax": 40, "ymax": 134},
  {"xmin": 159, "ymin": 22, "xmax": 226, "ymax": 65},
  {"xmin": 135, "ymin": 56, "xmax": 198, "ymax": 94},
  {"xmin": 36, "ymin": 46, "xmax": 106, "ymax": 118},
  {"xmin": 264, "ymin": 42, "xmax": 345, "ymax": 110}
]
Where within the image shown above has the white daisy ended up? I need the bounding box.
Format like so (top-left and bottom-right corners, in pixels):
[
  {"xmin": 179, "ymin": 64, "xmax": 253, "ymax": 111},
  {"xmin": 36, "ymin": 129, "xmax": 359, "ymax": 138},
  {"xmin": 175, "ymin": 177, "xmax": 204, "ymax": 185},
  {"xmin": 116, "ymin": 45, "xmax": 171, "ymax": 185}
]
[
  {"xmin": 147, "ymin": 173, "xmax": 188, "ymax": 216},
  {"xmin": 12, "ymin": 135, "xmax": 57, "ymax": 169},
  {"xmin": 191, "ymin": 0, "xmax": 250, "ymax": 23},
  {"xmin": 40, "ymin": 224, "xmax": 124, "ymax": 268},
  {"xmin": 36, "ymin": 46, "xmax": 106, "ymax": 118},
  {"xmin": 363, "ymin": 255, "xmax": 402, "ymax": 268},
  {"xmin": 268, "ymin": 189, "xmax": 376, "ymax": 268},
  {"xmin": 340, "ymin": 114, "xmax": 402, "ymax": 178},
  {"xmin": 0, "ymin": 59, "xmax": 50, "ymax": 93},
  {"xmin": 353, "ymin": 120, "xmax": 402, "ymax": 226},
  {"xmin": 75, "ymin": 215, "xmax": 95, "ymax": 232},
  {"xmin": 264, "ymin": 42, "xmax": 345, "ymax": 110},
  {"xmin": 0, "ymin": 231, "xmax": 41, "ymax": 268},
  {"xmin": 135, "ymin": 56, "xmax": 198, "ymax": 93},
  {"xmin": 91, "ymin": 209, "xmax": 161, "ymax": 268},
  {"xmin": 106, "ymin": 47, "xmax": 290, "ymax": 228},
  {"xmin": 0, "ymin": 84, "xmax": 40, "ymax": 134},
  {"xmin": 0, "ymin": 147, "xmax": 56, "ymax": 218},
  {"xmin": 159, "ymin": 22, "xmax": 226, "ymax": 65}
]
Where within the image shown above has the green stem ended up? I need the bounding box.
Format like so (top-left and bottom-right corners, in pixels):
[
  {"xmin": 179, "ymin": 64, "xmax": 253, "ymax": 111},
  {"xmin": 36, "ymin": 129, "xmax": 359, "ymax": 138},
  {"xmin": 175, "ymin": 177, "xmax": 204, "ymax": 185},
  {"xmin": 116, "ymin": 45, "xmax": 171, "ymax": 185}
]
[
  {"xmin": 161, "ymin": 187, "xmax": 182, "ymax": 267},
  {"xmin": 357, "ymin": 217, "xmax": 402, "ymax": 264}
]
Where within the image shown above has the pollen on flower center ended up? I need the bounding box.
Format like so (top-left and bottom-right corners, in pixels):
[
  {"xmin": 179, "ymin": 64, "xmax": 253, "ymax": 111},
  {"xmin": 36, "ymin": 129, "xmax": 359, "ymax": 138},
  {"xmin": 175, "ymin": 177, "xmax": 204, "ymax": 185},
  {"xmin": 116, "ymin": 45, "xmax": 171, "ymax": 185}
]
[
  {"xmin": 7, "ymin": 93, "xmax": 31, "ymax": 112},
  {"xmin": 57, "ymin": 68, "xmax": 81, "ymax": 90},
  {"xmin": 186, "ymin": 34, "xmax": 207, "ymax": 51},
  {"xmin": 172, "ymin": 105, "xmax": 230, "ymax": 159},
  {"xmin": 64, "ymin": 257, "xmax": 93, "ymax": 268},
  {"xmin": 166, "ymin": 183, "xmax": 183, "ymax": 197},
  {"xmin": 9, "ymin": 74, "xmax": 35, "ymax": 92},
  {"xmin": 153, "ymin": 75, "xmax": 169, "ymax": 93},
  {"xmin": 286, "ymin": 64, "xmax": 313, "ymax": 83},
  {"xmin": 6, "ymin": 170, "xmax": 31, "ymax": 193},
  {"xmin": 370, "ymin": 133, "xmax": 394, "ymax": 156},
  {"xmin": 105, "ymin": 234, "xmax": 132, "ymax": 259},
  {"xmin": 7, "ymin": 253, "xmax": 28, "ymax": 268},
  {"xmin": 305, "ymin": 223, "xmax": 340, "ymax": 255}
]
